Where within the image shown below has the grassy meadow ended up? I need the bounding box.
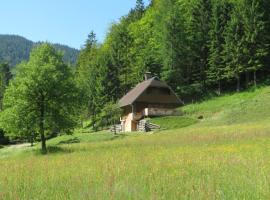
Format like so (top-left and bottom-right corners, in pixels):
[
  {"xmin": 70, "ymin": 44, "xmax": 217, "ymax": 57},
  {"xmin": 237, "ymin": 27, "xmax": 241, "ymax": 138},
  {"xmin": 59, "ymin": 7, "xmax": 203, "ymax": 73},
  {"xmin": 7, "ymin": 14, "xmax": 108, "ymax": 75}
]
[{"xmin": 1, "ymin": 86, "xmax": 270, "ymax": 199}]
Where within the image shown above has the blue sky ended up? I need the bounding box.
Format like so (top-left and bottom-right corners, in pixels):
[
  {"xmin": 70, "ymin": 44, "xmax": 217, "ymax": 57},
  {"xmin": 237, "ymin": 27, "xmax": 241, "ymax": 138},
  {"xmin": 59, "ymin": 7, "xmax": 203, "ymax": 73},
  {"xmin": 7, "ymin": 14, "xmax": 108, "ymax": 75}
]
[{"xmin": 0, "ymin": 0, "xmax": 149, "ymax": 49}]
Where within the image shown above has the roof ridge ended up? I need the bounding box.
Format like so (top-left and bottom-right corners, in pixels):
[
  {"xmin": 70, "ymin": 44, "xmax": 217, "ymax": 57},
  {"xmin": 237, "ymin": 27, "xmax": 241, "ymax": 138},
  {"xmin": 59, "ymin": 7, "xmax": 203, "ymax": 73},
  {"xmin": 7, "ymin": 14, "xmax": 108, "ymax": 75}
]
[
  {"xmin": 130, "ymin": 78, "xmax": 153, "ymax": 104},
  {"xmin": 119, "ymin": 76, "xmax": 182, "ymax": 107}
]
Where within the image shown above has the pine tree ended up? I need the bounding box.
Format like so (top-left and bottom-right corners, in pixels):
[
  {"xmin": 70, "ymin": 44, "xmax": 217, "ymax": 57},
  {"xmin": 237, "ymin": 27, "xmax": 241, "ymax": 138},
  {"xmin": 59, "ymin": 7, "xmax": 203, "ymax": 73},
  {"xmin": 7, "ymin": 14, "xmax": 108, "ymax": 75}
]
[
  {"xmin": 0, "ymin": 62, "xmax": 12, "ymax": 110},
  {"xmin": 128, "ymin": 4, "xmax": 163, "ymax": 86},
  {"xmin": 242, "ymin": 0, "xmax": 268, "ymax": 87},
  {"xmin": 128, "ymin": 0, "xmax": 145, "ymax": 21},
  {"xmin": 106, "ymin": 20, "xmax": 133, "ymax": 95},
  {"xmin": 189, "ymin": 0, "xmax": 212, "ymax": 90},
  {"xmin": 208, "ymin": 0, "xmax": 233, "ymax": 95},
  {"xmin": 135, "ymin": 0, "xmax": 145, "ymax": 14},
  {"xmin": 223, "ymin": 6, "xmax": 246, "ymax": 92},
  {"xmin": 85, "ymin": 31, "xmax": 98, "ymax": 50},
  {"xmin": 97, "ymin": 46, "xmax": 121, "ymax": 102},
  {"xmin": 76, "ymin": 31, "xmax": 100, "ymax": 129},
  {"xmin": 162, "ymin": 0, "xmax": 190, "ymax": 91}
]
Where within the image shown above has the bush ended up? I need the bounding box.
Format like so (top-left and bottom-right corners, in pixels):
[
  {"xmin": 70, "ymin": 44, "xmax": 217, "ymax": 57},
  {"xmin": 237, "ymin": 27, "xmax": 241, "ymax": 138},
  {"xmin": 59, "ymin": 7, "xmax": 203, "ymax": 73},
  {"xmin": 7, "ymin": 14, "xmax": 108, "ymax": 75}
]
[
  {"xmin": 95, "ymin": 102, "xmax": 122, "ymax": 130},
  {"xmin": 177, "ymin": 83, "xmax": 204, "ymax": 103},
  {"xmin": 0, "ymin": 128, "xmax": 9, "ymax": 145}
]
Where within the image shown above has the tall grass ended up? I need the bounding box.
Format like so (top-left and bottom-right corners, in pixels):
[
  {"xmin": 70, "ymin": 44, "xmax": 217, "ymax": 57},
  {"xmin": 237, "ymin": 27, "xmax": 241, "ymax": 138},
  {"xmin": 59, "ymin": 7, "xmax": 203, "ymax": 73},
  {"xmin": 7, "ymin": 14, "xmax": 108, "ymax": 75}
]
[
  {"xmin": 149, "ymin": 116, "xmax": 198, "ymax": 130},
  {"xmin": 0, "ymin": 86, "xmax": 270, "ymax": 199}
]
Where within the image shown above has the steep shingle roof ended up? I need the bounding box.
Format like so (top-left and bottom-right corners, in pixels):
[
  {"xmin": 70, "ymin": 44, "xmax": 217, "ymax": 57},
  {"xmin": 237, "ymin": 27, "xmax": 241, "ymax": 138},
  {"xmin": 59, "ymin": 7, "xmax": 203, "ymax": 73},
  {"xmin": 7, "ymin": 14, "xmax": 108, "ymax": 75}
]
[{"xmin": 119, "ymin": 77, "xmax": 182, "ymax": 107}]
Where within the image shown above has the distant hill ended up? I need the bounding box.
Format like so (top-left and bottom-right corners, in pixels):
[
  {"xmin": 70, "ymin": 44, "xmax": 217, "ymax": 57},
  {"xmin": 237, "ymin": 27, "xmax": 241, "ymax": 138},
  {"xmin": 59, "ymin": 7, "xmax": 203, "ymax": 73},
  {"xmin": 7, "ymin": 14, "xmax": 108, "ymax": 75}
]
[{"xmin": 0, "ymin": 35, "xmax": 79, "ymax": 67}]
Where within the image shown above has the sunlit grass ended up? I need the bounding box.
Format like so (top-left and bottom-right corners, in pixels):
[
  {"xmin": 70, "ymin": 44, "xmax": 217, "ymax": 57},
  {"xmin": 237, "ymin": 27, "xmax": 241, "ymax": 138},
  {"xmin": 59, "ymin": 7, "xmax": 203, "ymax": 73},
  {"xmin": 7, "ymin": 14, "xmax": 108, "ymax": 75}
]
[
  {"xmin": 0, "ymin": 86, "xmax": 270, "ymax": 199},
  {"xmin": 183, "ymin": 86, "xmax": 270, "ymax": 126},
  {"xmin": 149, "ymin": 116, "xmax": 198, "ymax": 130}
]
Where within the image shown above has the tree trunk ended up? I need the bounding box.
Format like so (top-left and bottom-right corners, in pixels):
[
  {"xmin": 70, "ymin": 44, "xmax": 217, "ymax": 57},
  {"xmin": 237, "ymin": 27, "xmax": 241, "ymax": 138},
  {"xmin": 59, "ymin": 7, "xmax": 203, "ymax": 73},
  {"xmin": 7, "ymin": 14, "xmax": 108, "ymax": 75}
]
[
  {"xmin": 114, "ymin": 125, "xmax": 116, "ymax": 135},
  {"xmin": 39, "ymin": 94, "xmax": 47, "ymax": 154},
  {"xmin": 40, "ymin": 130, "xmax": 46, "ymax": 154},
  {"xmin": 92, "ymin": 112, "xmax": 97, "ymax": 132},
  {"xmin": 200, "ymin": 62, "xmax": 206, "ymax": 93},
  {"xmin": 80, "ymin": 119, "xmax": 83, "ymax": 128},
  {"xmin": 245, "ymin": 72, "xmax": 250, "ymax": 89},
  {"xmin": 253, "ymin": 71, "xmax": 257, "ymax": 88},
  {"xmin": 30, "ymin": 133, "xmax": 34, "ymax": 147},
  {"xmin": 236, "ymin": 75, "xmax": 240, "ymax": 92},
  {"xmin": 217, "ymin": 80, "xmax": 221, "ymax": 96}
]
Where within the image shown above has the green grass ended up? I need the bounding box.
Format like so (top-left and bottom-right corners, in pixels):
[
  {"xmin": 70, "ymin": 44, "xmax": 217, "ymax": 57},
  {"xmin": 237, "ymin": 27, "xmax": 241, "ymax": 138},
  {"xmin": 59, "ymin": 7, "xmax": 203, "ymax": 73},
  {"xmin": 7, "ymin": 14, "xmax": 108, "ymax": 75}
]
[
  {"xmin": 149, "ymin": 116, "xmax": 198, "ymax": 130},
  {"xmin": 1, "ymin": 86, "xmax": 270, "ymax": 199},
  {"xmin": 47, "ymin": 131, "xmax": 122, "ymax": 146},
  {"xmin": 183, "ymin": 86, "xmax": 270, "ymax": 125}
]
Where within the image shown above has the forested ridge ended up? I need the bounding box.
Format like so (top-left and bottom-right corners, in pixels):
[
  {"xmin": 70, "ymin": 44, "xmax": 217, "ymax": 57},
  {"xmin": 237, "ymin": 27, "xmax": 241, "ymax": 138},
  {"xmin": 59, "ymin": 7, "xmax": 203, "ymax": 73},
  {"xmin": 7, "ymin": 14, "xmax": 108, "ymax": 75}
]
[
  {"xmin": 0, "ymin": 34, "xmax": 79, "ymax": 66},
  {"xmin": 1, "ymin": 0, "xmax": 270, "ymax": 152},
  {"xmin": 76, "ymin": 0, "xmax": 270, "ymax": 106}
]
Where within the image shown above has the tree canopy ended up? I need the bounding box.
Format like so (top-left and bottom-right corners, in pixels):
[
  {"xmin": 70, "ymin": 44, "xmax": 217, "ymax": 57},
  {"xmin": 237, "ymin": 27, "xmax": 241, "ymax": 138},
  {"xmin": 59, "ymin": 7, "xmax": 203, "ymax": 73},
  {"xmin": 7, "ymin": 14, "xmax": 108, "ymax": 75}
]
[{"xmin": 0, "ymin": 43, "xmax": 78, "ymax": 153}]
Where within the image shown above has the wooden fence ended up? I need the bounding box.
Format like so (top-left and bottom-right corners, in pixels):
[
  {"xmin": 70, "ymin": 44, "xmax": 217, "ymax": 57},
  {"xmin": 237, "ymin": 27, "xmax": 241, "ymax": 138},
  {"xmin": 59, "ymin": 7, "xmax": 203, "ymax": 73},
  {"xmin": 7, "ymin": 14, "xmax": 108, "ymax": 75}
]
[{"xmin": 137, "ymin": 120, "xmax": 160, "ymax": 132}]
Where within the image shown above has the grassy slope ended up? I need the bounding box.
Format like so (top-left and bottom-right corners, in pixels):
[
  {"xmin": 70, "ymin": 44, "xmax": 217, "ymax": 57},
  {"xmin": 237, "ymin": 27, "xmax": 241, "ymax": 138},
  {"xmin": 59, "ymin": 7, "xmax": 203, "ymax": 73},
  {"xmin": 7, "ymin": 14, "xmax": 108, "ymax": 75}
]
[{"xmin": 1, "ymin": 87, "xmax": 270, "ymax": 199}]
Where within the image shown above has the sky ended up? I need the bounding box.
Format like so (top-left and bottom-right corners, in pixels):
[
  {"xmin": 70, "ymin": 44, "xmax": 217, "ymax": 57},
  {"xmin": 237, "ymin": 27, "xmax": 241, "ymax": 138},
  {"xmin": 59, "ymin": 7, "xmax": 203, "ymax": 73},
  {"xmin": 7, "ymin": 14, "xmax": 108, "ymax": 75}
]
[{"xmin": 0, "ymin": 0, "xmax": 149, "ymax": 49}]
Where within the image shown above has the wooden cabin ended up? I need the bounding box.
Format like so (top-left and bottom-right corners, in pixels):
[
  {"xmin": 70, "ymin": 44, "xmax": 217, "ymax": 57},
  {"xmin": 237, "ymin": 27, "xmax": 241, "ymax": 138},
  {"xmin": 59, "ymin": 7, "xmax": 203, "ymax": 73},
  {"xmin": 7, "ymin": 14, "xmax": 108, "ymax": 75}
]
[{"xmin": 119, "ymin": 73, "xmax": 183, "ymax": 132}]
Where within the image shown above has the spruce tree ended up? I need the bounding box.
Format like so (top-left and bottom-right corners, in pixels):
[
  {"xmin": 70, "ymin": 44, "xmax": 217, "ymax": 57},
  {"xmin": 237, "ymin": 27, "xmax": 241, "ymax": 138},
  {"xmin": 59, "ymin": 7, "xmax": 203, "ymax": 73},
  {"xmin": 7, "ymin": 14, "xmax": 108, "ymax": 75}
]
[
  {"xmin": 208, "ymin": 0, "xmax": 233, "ymax": 95},
  {"xmin": 0, "ymin": 63, "xmax": 12, "ymax": 110},
  {"xmin": 223, "ymin": 6, "xmax": 245, "ymax": 92},
  {"xmin": 189, "ymin": 0, "xmax": 212, "ymax": 90},
  {"xmin": 242, "ymin": 0, "xmax": 268, "ymax": 87},
  {"xmin": 76, "ymin": 31, "xmax": 100, "ymax": 130},
  {"xmin": 106, "ymin": 20, "xmax": 133, "ymax": 95},
  {"xmin": 162, "ymin": 1, "xmax": 189, "ymax": 92}
]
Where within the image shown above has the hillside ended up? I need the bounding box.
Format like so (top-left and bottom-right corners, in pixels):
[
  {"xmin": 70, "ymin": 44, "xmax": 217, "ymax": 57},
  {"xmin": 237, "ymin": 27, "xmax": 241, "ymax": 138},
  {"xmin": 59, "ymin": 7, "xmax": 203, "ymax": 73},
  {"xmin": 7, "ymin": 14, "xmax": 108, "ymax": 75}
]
[
  {"xmin": 0, "ymin": 35, "xmax": 79, "ymax": 66},
  {"xmin": 0, "ymin": 86, "xmax": 270, "ymax": 199}
]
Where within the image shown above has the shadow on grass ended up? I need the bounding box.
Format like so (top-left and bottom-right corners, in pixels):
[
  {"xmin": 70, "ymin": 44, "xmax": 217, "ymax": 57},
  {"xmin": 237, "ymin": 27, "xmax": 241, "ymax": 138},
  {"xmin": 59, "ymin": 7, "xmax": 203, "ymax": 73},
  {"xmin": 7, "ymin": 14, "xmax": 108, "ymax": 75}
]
[
  {"xmin": 109, "ymin": 134, "xmax": 127, "ymax": 141},
  {"xmin": 57, "ymin": 137, "xmax": 80, "ymax": 145},
  {"xmin": 34, "ymin": 134, "xmax": 128, "ymax": 155},
  {"xmin": 34, "ymin": 146, "xmax": 74, "ymax": 155}
]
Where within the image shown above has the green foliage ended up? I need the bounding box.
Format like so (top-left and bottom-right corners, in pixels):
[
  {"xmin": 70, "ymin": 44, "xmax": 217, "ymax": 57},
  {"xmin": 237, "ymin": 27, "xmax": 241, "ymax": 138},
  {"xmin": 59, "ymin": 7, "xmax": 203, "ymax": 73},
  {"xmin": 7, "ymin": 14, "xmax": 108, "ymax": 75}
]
[
  {"xmin": 76, "ymin": 32, "xmax": 108, "ymax": 130},
  {"xmin": 128, "ymin": 7, "xmax": 163, "ymax": 84},
  {"xmin": 207, "ymin": 0, "xmax": 233, "ymax": 94},
  {"xmin": 105, "ymin": 20, "xmax": 134, "ymax": 94},
  {"xmin": 0, "ymin": 128, "xmax": 9, "ymax": 145},
  {"xmin": 241, "ymin": 0, "xmax": 268, "ymax": 86},
  {"xmin": 161, "ymin": 0, "xmax": 189, "ymax": 90},
  {"xmin": 84, "ymin": 0, "xmax": 270, "ymax": 103},
  {"xmin": 96, "ymin": 102, "xmax": 121, "ymax": 130},
  {"xmin": 222, "ymin": 5, "xmax": 246, "ymax": 91},
  {"xmin": 0, "ymin": 62, "xmax": 12, "ymax": 110},
  {"xmin": 0, "ymin": 43, "xmax": 78, "ymax": 153},
  {"xmin": 71, "ymin": 0, "xmax": 270, "ymax": 131}
]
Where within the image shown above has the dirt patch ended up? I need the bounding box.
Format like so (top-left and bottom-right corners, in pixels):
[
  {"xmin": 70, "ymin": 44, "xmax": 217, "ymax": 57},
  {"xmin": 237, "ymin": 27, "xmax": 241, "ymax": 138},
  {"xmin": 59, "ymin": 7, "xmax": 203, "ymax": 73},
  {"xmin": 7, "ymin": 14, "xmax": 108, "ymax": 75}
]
[{"xmin": 7, "ymin": 143, "xmax": 32, "ymax": 149}]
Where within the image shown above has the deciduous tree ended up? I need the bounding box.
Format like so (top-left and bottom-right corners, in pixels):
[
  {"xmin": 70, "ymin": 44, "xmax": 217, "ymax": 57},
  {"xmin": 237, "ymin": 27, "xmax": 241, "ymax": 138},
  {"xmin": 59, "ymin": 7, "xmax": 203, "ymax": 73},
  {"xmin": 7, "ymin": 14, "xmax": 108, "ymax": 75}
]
[{"xmin": 0, "ymin": 44, "xmax": 78, "ymax": 153}]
